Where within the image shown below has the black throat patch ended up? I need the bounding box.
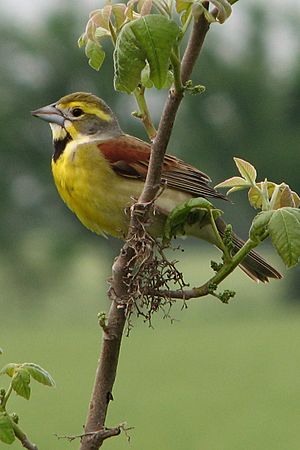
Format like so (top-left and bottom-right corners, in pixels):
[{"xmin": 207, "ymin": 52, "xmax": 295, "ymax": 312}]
[{"xmin": 53, "ymin": 133, "xmax": 72, "ymax": 162}]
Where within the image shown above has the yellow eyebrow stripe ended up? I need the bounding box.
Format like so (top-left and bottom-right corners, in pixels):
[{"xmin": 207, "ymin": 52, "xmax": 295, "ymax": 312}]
[{"xmin": 67, "ymin": 102, "xmax": 112, "ymax": 121}]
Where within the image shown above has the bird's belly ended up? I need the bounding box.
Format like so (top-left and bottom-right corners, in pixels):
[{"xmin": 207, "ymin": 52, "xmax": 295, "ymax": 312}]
[
  {"xmin": 51, "ymin": 142, "xmax": 193, "ymax": 238},
  {"xmin": 52, "ymin": 145, "xmax": 142, "ymax": 237}
]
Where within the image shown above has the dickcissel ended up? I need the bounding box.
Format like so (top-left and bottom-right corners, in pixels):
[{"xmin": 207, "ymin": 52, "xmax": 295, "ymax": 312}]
[{"xmin": 32, "ymin": 92, "xmax": 281, "ymax": 282}]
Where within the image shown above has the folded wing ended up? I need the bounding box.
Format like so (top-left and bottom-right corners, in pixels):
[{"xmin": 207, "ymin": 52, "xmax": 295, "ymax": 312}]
[{"xmin": 98, "ymin": 135, "xmax": 226, "ymax": 201}]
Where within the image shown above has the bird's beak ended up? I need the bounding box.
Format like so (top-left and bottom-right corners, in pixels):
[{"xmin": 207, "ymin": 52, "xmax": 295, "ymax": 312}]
[{"xmin": 31, "ymin": 104, "xmax": 65, "ymax": 127}]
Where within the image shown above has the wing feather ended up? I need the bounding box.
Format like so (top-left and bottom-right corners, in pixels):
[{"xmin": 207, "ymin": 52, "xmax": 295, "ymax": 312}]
[{"xmin": 98, "ymin": 135, "xmax": 226, "ymax": 200}]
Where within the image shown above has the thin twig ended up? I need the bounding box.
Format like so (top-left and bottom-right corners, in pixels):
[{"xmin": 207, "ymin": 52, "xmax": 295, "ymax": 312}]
[
  {"xmin": 144, "ymin": 238, "xmax": 258, "ymax": 301},
  {"xmin": 56, "ymin": 426, "xmax": 121, "ymax": 443}
]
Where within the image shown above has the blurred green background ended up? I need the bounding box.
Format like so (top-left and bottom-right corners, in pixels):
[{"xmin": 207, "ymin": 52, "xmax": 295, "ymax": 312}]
[{"xmin": 1, "ymin": 1, "xmax": 300, "ymax": 449}]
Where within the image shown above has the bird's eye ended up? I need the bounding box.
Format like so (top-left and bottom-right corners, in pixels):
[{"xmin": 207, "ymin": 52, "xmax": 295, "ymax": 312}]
[{"xmin": 72, "ymin": 107, "xmax": 83, "ymax": 117}]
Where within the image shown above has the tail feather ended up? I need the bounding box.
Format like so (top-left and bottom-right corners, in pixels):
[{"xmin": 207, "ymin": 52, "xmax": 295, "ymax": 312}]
[
  {"xmin": 216, "ymin": 218, "xmax": 282, "ymax": 283},
  {"xmin": 185, "ymin": 216, "xmax": 282, "ymax": 283},
  {"xmin": 231, "ymin": 234, "xmax": 282, "ymax": 283}
]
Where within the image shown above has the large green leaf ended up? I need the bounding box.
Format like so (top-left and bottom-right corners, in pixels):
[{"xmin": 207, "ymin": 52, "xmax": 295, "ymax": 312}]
[
  {"xmin": 268, "ymin": 207, "xmax": 300, "ymax": 267},
  {"xmin": 0, "ymin": 413, "xmax": 15, "ymax": 444},
  {"xmin": 114, "ymin": 15, "xmax": 180, "ymax": 93}
]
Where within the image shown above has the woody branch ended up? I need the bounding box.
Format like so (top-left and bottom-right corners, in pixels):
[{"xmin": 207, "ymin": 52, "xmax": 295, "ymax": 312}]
[{"xmin": 79, "ymin": 10, "xmax": 211, "ymax": 450}]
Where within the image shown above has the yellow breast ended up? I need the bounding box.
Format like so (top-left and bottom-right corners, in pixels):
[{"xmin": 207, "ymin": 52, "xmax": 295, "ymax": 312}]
[
  {"xmin": 51, "ymin": 140, "xmax": 142, "ymax": 237},
  {"xmin": 51, "ymin": 139, "xmax": 193, "ymax": 239}
]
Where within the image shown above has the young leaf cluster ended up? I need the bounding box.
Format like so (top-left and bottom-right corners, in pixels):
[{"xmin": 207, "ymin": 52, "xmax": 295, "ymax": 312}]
[
  {"xmin": 176, "ymin": 0, "xmax": 232, "ymax": 27},
  {"xmin": 216, "ymin": 158, "xmax": 300, "ymax": 267},
  {"xmin": 79, "ymin": 0, "xmax": 233, "ymax": 93},
  {"xmin": 0, "ymin": 361, "xmax": 55, "ymax": 445}
]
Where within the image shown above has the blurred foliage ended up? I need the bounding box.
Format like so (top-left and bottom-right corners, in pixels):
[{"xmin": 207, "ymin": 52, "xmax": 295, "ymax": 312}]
[
  {"xmin": 0, "ymin": 4, "xmax": 300, "ymax": 301},
  {"xmin": 1, "ymin": 5, "xmax": 300, "ymax": 446}
]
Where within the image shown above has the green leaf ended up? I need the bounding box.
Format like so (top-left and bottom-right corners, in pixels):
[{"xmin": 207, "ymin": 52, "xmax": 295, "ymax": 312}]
[
  {"xmin": 234, "ymin": 157, "xmax": 257, "ymax": 185},
  {"xmin": 176, "ymin": 0, "xmax": 193, "ymax": 24},
  {"xmin": 176, "ymin": 0, "xmax": 193, "ymax": 14},
  {"xmin": 114, "ymin": 15, "xmax": 180, "ymax": 93},
  {"xmin": 139, "ymin": 0, "xmax": 154, "ymax": 16},
  {"xmin": 11, "ymin": 369, "xmax": 31, "ymax": 400},
  {"xmin": 164, "ymin": 197, "xmax": 222, "ymax": 241},
  {"xmin": 95, "ymin": 27, "xmax": 111, "ymax": 40},
  {"xmin": 162, "ymin": 70, "xmax": 174, "ymax": 89},
  {"xmin": 249, "ymin": 211, "xmax": 273, "ymax": 243},
  {"xmin": 0, "ymin": 413, "xmax": 15, "ymax": 445},
  {"xmin": 112, "ymin": 3, "xmax": 126, "ymax": 30},
  {"xmin": 140, "ymin": 63, "xmax": 154, "ymax": 88},
  {"xmin": 248, "ymin": 182, "xmax": 275, "ymax": 209},
  {"xmin": 292, "ymin": 191, "xmax": 300, "ymax": 208},
  {"xmin": 22, "ymin": 363, "xmax": 55, "ymax": 387},
  {"xmin": 0, "ymin": 363, "xmax": 19, "ymax": 377},
  {"xmin": 249, "ymin": 182, "xmax": 300, "ymax": 210},
  {"xmin": 277, "ymin": 185, "xmax": 298, "ymax": 208},
  {"xmin": 215, "ymin": 176, "xmax": 250, "ymax": 194},
  {"xmin": 269, "ymin": 183, "xmax": 300, "ymax": 210},
  {"xmin": 89, "ymin": 6, "xmax": 112, "ymax": 31},
  {"xmin": 85, "ymin": 39, "xmax": 106, "ymax": 71},
  {"xmin": 77, "ymin": 33, "xmax": 87, "ymax": 48},
  {"xmin": 268, "ymin": 207, "xmax": 300, "ymax": 267}
]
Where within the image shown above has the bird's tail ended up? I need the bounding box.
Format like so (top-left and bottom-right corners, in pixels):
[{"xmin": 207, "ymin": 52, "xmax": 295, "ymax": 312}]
[
  {"xmin": 186, "ymin": 216, "xmax": 282, "ymax": 283},
  {"xmin": 216, "ymin": 218, "xmax": 282, "ymax": 283}
]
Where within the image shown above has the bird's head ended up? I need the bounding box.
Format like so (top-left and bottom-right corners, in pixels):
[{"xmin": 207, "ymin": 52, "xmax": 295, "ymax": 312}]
[{"xmin": 32, "ymin": 92, "xmax": 123, "ymax": 144}]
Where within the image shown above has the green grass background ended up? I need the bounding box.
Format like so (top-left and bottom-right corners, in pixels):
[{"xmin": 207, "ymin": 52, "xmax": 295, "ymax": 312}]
[{"xmin": 1, "ymin": 243, "xmax": 300, "ymax": 450}]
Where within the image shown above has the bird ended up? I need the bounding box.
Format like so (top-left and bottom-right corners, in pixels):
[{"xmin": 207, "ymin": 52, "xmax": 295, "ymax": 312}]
[{"xmin": 31, "ymin": 92, "xmax": 281, "ymax": 283}]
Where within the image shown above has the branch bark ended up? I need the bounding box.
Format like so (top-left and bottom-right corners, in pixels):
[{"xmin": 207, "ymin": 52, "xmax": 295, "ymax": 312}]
[
  {"xmin": 13, "ymin": 422, "xmax": 38, "ymax": 450},
  {"xmin": 79, "ymin": 12, "xmax": 211, "ymax": 450},
  {"xmin": 79, "ymin": 252, "xmax": 130, "ymax": 450}
]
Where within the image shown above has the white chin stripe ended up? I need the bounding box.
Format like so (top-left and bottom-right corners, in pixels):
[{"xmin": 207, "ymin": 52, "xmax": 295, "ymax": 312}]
[{"xmin": 50, "ymin": 123, "xmax": 67, "ymax": 140}]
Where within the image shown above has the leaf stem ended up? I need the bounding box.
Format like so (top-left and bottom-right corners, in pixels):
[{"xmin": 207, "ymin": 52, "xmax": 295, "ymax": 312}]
[
  {"xmin": 269, "ymin": 183, "xmax": 281, "ymax": 210},
  {"xmin": 261, "ymin": 180, "xmax": 271, "ymax": 211},
  {"xmin": 209, "ymin": 211, "xmax": 231, "ymax": 263},
  {"xmin": 181, "ymin": 9, "xmax": 193, "ymax": 36},
  {"xmin": 206, "ymin": 238, "xmax": 257, "ymax": 286},
  {"xmin": 189, "ymin": 240, "xmax": 257, "ymax": 298},
  {"xmin": 2, "ymin": 382, "xmax": 12, "ymax": 409},
  {"xmin": 133, "ymin": 86, "xmax": 157, "ymax": 140},
  {"xmin": 170, "ymin": 50, "xmax": 184, "ymax": 94}
]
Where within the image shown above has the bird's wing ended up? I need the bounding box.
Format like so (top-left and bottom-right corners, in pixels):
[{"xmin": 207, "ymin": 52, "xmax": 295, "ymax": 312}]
[{"xmin": 98, "ymin": 134, "xmax": 226, "ymax": 200}]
